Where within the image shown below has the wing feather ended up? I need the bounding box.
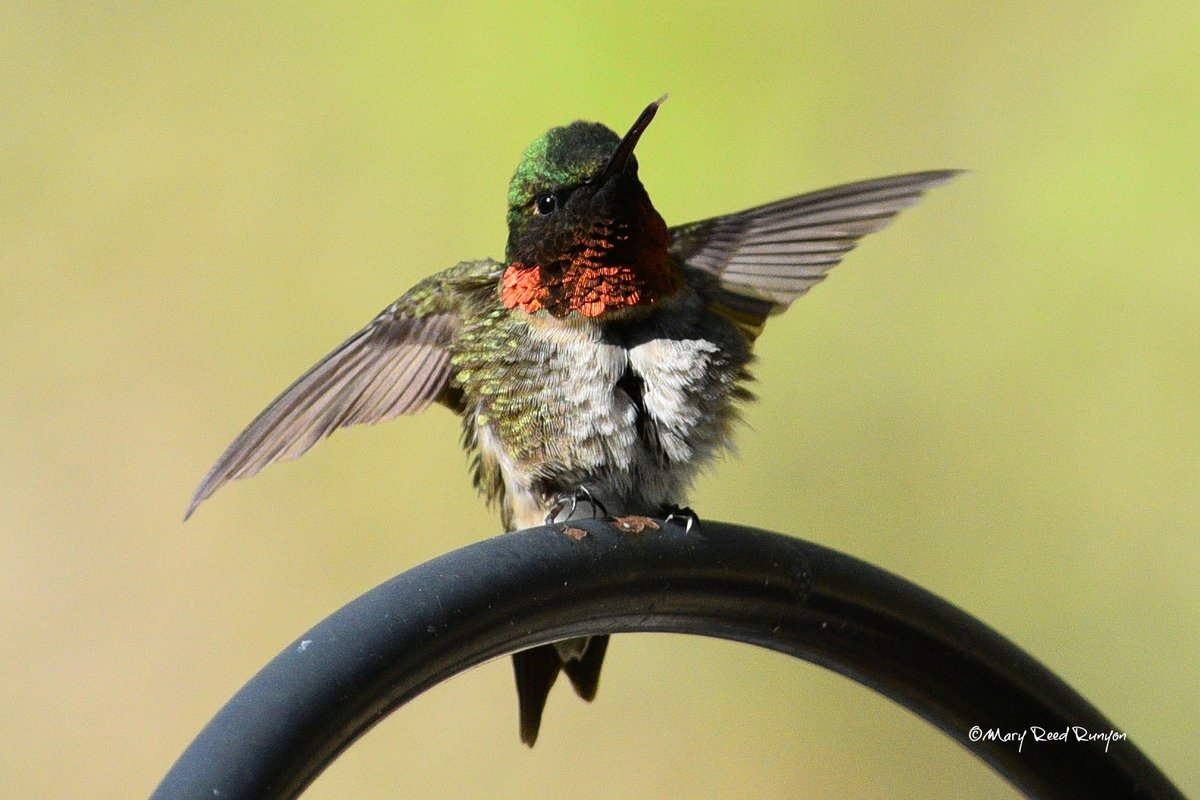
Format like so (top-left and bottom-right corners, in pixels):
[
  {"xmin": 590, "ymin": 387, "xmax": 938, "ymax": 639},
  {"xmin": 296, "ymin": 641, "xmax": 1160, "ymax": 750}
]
[
  {"xmin": 185, "ymin": 307, "xmax": 457, "ymax": 518},
  {"xmin": 671, "ymin": 170, "xmax": 961, "ymax": 337},
  {"xmin": 186, "ymin": 260, "xmax": 505, "ymax": 518}
]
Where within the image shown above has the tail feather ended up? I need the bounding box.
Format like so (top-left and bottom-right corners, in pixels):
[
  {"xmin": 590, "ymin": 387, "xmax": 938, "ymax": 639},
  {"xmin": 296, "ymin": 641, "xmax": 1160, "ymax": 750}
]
[
  {"xmin": 511, "ymin": 635, "xmax": 611, "ymax": 746},
  {"xmin": 562, "ymin": 634, "xmax": 609, "ymax": 702},
  {"xmin": 512, "ymin": 645, "xmax": 563, "ymax": 747}
]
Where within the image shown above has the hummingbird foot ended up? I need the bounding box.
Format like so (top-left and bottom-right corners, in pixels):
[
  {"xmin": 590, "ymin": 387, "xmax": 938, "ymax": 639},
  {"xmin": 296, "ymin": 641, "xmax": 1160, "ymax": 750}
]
[
  {"xmin": 663, "ymin": 504, "xmax": 699, "ymax": 534},
  {"xmin": 544, "ymin": 486, "xmax": 610, "ymax": 525}
]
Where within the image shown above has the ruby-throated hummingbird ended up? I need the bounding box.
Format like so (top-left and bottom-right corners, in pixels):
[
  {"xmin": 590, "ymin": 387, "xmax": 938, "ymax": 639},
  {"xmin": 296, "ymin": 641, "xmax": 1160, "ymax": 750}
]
[{"xmin": 187, "ymin": 96, "xmax": 958, "ymax": 745}]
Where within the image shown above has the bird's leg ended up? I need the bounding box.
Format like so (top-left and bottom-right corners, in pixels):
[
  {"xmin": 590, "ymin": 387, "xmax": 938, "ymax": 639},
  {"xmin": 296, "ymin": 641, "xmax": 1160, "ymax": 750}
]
[
  {"xmin": 663, "ymin": 504, "xmax": 699, "ymax": 534},
  {"xmin": 544, "ymin": 486, "xmax": 610, "ymax": 525}
]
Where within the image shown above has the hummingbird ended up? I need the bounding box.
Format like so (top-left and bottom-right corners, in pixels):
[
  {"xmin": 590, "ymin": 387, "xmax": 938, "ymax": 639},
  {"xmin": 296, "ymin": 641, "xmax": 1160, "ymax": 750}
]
[{"xmin": 187, "ymin": 95, "xmax": 958, "ymax": 746}]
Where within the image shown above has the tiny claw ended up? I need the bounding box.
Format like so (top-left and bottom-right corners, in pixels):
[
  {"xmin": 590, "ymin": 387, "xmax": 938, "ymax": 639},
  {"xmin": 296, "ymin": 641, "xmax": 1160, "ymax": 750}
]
[
  {"xmin": 663, "ymin": 505, "xmax": 699, "ymax": 534},
  {"xmin": 544, "ymin": 494, "xmax": 575, "ymax": 525},
  {"xmin": 544, "ymin": 486, "xmax": 609, "ymax": 525}
]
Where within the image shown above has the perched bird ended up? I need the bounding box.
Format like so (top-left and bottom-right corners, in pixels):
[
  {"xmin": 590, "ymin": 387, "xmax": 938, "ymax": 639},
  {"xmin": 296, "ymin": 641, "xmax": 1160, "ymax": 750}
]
[{"xmin": 187, "ymin": 96, "xmax": 958, "ymax": 745}]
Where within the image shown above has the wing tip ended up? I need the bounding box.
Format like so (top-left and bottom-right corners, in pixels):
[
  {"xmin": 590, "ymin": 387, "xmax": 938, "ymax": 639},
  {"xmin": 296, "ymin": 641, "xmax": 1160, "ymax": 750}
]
[
  {"xmin": 917, "ymin": 168, "xmax": 968, "ymax": 187},
  {"xmin": 183, "ymin": 493, "xmax": 204, "ymax": 522},
  {"xmin": 184, "ymin": 471, "xmax": 222, "ymax": 521}
]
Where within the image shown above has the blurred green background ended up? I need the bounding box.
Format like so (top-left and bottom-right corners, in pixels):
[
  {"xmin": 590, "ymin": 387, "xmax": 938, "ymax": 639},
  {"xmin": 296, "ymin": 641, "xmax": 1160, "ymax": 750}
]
[{"xmin": 3, "ymin": 3, "xmax": 1197, "ymax": 798}]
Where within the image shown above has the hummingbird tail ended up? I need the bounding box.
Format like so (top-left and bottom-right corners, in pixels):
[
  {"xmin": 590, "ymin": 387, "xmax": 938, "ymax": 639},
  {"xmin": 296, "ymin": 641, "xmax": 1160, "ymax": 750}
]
[
  {"xmin": 511, "ymin": 635, "xmax": 610, "ymax": 746},
  {"xmin": 512, "ymin": 645, "xmax": 562, "ymax": 747},
  {"xmin": 562, "ymin": 634, "xmax": 609, "ymax": 702}
]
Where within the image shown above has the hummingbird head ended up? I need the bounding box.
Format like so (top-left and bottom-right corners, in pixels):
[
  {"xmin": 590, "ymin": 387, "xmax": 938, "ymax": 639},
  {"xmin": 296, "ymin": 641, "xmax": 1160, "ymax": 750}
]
[{"xmin": 501, "ymin": 97, "xmax": 678, "ymax": 319}]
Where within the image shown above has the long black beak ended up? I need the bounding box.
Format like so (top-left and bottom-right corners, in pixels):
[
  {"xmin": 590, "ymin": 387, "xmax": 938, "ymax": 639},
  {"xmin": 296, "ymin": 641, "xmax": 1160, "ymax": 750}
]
[{"xmin": 593, "ymin": 94, "xmax": 667, "ymax": 184}]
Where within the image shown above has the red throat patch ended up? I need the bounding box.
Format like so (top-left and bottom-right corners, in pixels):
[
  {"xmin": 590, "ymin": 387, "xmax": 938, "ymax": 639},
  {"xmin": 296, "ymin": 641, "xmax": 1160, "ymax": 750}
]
[{"xmin": 501, "ymin": 204, "xmax": 677, "ymax": 318}]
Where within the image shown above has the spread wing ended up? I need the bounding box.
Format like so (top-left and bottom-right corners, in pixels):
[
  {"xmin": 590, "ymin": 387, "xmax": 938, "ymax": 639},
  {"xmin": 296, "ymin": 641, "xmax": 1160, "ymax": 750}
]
[
  {"xmin": 186, "ymin": 260, "xmax": 502, "ymax": 518},
  {"xmin": 671, "ymin": 170, "xmax": 961, "ymax": 338}
]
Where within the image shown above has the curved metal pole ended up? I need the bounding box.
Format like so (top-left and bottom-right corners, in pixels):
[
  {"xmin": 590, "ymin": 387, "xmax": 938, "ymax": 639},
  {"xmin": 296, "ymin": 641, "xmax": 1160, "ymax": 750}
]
[{"xmin": 151, "ymin": 520, "xmax": 1183, "ymax": 800}]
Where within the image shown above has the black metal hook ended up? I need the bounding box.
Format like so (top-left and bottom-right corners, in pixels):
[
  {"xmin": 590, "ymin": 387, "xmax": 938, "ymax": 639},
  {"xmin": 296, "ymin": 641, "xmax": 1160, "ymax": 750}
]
[{"xmin": 150, "ymin": 519, "xmax": 1184, "ymax": 799}]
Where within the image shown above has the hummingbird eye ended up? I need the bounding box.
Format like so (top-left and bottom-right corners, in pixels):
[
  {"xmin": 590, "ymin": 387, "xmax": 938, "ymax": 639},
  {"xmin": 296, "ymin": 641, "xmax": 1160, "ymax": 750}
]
[{"xmin": 534, "ymin": 192, "xmax": 558, "ymax": 216}]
